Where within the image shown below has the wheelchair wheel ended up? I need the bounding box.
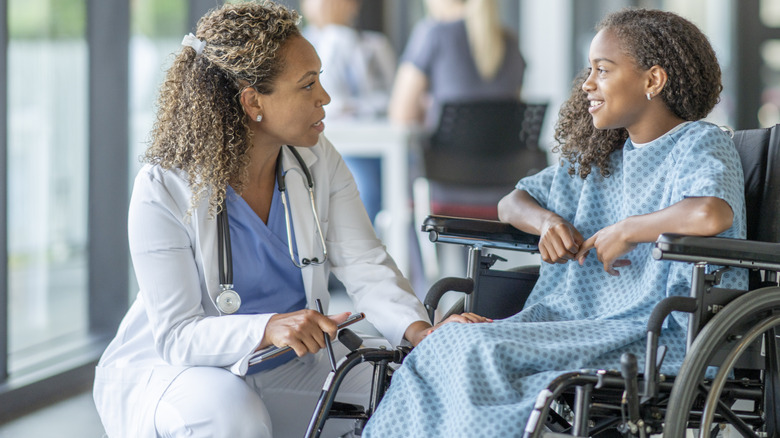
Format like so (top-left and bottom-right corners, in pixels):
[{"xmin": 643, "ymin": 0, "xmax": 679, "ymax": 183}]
[{"xmin": 664, "ymin": 286, "xmax": 780, "ymax": 437}]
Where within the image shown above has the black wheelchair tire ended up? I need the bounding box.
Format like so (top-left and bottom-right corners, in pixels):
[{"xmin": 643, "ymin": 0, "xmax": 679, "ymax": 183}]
[{"xmin": 664, "ymin": 286, "xmax": 780, "ymax": 437}]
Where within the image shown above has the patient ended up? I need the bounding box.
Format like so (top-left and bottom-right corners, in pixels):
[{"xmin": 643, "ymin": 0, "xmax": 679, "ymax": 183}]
[{"xmin": 363, "ymin": 8, "xmax": 747, "ymax": 437}]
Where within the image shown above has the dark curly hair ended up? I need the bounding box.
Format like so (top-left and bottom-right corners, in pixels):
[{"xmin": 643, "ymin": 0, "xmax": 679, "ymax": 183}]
[
  {"xmin": 144, "ymin": 1, "xmax": 301, "ymax": 216},
  {"xmin": 553, "ymin": 8, "xmax": 722, "ymax": 179}
]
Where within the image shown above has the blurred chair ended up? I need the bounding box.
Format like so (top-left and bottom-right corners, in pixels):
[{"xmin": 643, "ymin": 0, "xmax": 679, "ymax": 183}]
[{"xmin": 413, "ymin": 99, "xmax": 548, "ymax": 282}]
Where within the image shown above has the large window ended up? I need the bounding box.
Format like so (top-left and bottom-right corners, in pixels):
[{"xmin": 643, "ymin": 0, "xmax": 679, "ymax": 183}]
[
  {"xmin": 7, "ymin": 0, "xmax": 89, "ymax": 376},
  {"xmin": 129, "ymin": 0, "xmax": 186, "ymax": 182},
  {"xmin": 757, "ymin": 0, "xmax": 780, "ymax": 127},
  {"xmin": 0, "ymin": 0, "xmax": 131, "ymax": 422}
]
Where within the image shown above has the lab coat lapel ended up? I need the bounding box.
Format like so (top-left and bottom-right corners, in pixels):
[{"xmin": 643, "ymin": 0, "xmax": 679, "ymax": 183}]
[{"xmin": 281, "ymin": 146, "xmax": 320, "ymax": 307}]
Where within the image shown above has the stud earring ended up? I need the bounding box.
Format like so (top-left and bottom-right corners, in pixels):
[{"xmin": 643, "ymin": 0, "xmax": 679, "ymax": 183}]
[
  {"xmin": 646, "ymin": 92, "xmax": 653, "ymax": 101},
  {"xmin": 256, "ymin": 114, "xmax": 263, "ymax": 122}
]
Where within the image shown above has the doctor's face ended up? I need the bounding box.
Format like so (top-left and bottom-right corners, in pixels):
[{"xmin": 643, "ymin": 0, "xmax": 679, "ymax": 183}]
[{"xmin": 256, "ymin": 36, "xmax": 331, "ymax": 148}]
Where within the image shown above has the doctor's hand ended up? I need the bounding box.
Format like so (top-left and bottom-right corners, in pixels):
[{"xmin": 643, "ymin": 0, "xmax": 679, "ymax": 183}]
[
  {"xmin": 404, "ymin": 313, "xmax": 492, "ymax": 346},
  {"xmin": 575, "ymin": 221, "xmax": 635, "ymax": 276},
  {"xmin": 259, "ymin": 310, "xmax": 351, "ymax": 357},
  {"xmin": 538, "ymin": 215, "xmax": 585, "ymax": 265}
]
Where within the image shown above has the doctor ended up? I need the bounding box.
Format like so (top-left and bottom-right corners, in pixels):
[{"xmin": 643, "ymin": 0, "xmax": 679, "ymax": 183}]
[{"xmin": 92, "ymin": 2, "xmax": 488, "ymax": 438}]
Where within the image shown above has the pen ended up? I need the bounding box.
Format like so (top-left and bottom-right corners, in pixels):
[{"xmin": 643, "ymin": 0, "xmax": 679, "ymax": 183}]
[{"xmin": 315, "ymin": 298, "xmax": 338, "ymax": 372}]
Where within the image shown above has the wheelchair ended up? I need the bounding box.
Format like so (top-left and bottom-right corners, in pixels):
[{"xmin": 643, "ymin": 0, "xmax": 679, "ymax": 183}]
[{"xmin": 306, "ymin": 124, "xmax": 780, "ymax": 438}]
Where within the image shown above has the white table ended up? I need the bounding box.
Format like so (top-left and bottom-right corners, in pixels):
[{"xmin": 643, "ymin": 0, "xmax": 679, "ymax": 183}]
[{"xmin": 324, "ymin": 120, "xmax": 421, "ymax": 276}]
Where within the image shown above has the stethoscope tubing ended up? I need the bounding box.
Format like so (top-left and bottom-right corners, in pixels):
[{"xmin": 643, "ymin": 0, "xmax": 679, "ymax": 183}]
[{"xmin": 216, "ymin": 145, "xmax": 327, "ymax": 314}]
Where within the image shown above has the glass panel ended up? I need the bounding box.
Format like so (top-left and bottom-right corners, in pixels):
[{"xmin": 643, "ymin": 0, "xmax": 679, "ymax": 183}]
[
  {"xmin": 661, "ymin": 0, "xmax": 734, "ymax": 127},
  {"xmin": 759, "ymin": 40, "xmax": 780, "ymax": 128},
  {"xmin": 129, "ymin": 0, "xmax": 187, "ymax": 299},
  {"xmin": 761, "ymin": 0, "xmax": 780, "ymax": 28},
  {"xmin": 7, "ymin": 0, "xmax": 88, "ymax": 372},
  {"xmin": 130, "ymin": 0, "xmax": 186, "ymax": 179}
]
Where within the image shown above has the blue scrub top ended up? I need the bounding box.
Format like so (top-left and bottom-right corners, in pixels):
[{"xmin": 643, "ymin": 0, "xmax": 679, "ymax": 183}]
[{"xmin": 226, "ymin": 180, "xmax": 307, "ymax": 372}]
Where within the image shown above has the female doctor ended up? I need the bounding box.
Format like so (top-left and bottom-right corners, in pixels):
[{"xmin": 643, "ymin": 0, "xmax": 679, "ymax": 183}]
[{"xmin": 92, "ymin": 2, "xmax": 487, "ymax": 438}]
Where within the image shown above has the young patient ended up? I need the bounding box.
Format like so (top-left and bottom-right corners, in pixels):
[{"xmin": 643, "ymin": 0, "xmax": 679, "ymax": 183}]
[{"xmin": 363, "ymin": 8, "xmax": 747, "ymax": 437}]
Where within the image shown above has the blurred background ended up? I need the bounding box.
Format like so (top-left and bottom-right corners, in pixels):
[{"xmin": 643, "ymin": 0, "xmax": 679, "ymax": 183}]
[{"xmin": 0, "ymin": 0, "xmax": 777, "ymax": 435}]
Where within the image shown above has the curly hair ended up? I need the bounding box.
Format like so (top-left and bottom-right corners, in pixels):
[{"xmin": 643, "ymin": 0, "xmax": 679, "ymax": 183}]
[
  {"xmin": 144, "ymin": 1, "xmax": 301, "ymax": 216},
  {"xmin": 554, "ymin": 8, "xmax": 722, "ymax": 179}
]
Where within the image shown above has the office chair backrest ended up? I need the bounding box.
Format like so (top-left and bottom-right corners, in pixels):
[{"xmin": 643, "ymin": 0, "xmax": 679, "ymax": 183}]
[
  {"xmin": 732, "ymin": 125, "xmax": 780, "ymax": 244},
  {"xmin": 423, "ymin": 100, "xmax": 548, "ymax": 187}
]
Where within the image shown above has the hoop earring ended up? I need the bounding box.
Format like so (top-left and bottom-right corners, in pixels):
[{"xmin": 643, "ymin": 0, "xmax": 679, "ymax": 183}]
[
  {"xmin": 646, "ymin": 92, "xmax": 652, "ymax": 101},
  {"xmin": 256, "ymin": 115, "xmax": 263, "ymax": 122}
]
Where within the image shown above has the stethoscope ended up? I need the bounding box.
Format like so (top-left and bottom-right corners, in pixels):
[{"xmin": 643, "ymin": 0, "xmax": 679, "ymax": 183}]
[{"xmin": 215, "ymin": 145, "xmax": 328, "ymax": 314}]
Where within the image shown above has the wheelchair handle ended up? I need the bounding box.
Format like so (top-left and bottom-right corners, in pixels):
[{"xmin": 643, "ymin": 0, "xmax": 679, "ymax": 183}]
[
  {"xmin": 338, "ymin": 329, "xmax": 363, "ymax": 352},
  {"xmin": 424, "ymin": 277, "xmax": 474, "ymax": 323},
  {"xmin": 647, "ymin": 296, "xmax": 697, "ymax": 335}
]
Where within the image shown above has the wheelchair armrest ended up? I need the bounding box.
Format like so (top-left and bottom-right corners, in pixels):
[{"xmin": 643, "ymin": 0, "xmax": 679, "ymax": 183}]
[
  {"xmin": 421, "ymin": 214, "xmax": 539, "ymax": 251},
  {"xmin": 653, "ymin": 233, "xmax": 780, "ymax": 271}
]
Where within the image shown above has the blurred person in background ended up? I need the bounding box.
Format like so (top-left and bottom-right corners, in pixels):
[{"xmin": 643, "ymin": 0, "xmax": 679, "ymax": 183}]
[
  {"xmin": 389, "ymin": 0, "xmax": 526, "ymax": 127},
  {"xmin": 301, "ymin": 0, "xmax": 396, "ymax": 119},
  {"xmin": 301, "ymin": 0, "xmax": 397, "ymax": 224}
]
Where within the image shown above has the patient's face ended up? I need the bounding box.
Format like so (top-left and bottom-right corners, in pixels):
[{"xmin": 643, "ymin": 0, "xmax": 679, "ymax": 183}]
[{"xmin": 582, "ymin": 29, "xmax": 650, "ymax": 133}]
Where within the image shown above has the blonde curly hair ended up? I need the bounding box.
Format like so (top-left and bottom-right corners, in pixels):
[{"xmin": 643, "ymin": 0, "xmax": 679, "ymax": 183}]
[{"xmin": 144, "ymin": 1, "xmax": 301, "ymax": 215}]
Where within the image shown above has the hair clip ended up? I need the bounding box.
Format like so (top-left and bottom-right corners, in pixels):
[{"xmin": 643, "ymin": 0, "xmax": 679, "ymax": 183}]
[{"xmin": 181, "ymin": 33, "xmax": 206, "ymax": 55}]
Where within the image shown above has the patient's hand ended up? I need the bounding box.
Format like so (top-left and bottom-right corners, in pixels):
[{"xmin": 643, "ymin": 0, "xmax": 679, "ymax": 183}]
[
  {"xmin": 575, "ymin": 221, "xmax": 635, "ymax": 276},
  {"xmin": 539, "ymin": 216, "xmax": 584, "ymax": 264}
]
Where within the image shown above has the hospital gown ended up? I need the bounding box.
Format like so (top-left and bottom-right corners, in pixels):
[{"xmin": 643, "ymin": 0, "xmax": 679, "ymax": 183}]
[{"xmin": 363, "ymin": 121, "xmax": 747, "ymax": 437}]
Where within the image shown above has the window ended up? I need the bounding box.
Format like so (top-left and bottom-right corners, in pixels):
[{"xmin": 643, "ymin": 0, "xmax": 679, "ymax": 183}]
[{"xmin": 7, "ymin": 0, "xmax": 89, "ymax": 377}]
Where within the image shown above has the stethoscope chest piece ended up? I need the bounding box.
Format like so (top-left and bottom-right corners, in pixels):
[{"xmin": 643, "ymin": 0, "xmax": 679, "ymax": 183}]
[
  {"xmin": 216, "ymin": 285, "xmax": 241, "ymax": 314},
  {"xmin": 214, "ymin": 146, "xmax": 327, "ymax": 316}
]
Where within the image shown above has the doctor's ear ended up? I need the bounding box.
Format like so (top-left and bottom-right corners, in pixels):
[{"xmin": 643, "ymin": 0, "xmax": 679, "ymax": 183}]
[{"xmin": 240, "ymin": 87, "xmax": 264, "ymax": 123}]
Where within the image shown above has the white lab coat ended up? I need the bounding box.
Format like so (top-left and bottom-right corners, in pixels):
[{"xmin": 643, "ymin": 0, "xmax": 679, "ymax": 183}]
[{"xmin": 93, "ymin": 135, "xmax": 428, "ymax": 437}]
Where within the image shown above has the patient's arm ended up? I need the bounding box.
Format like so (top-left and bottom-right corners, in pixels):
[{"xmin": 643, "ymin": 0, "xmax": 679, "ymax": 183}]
[
  {"xmin": 576, "ymin": 196, "xmax": 734, "ymax": 275},
  {"xmin": 498, "ymin": 189, "xmax": 584, "ymax": 264}
]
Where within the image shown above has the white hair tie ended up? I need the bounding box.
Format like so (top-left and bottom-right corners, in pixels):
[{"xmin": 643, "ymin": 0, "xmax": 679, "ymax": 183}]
[{"xmin": 181, "ymin": 33, "xmax": 206, "ymax": 55}]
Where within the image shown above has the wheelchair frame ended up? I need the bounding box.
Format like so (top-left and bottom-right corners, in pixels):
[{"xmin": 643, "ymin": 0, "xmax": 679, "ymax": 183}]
[
  {"xmin": 422, "ymin": 216, "xmax": 780, "ymax": 438},
  {"xmin": 306, "ymin": 215, "xmax": 780, "ymax": 438},
  {"xmin": 306, "ymin": 125, "xmax": 780, "ymax": 437}
]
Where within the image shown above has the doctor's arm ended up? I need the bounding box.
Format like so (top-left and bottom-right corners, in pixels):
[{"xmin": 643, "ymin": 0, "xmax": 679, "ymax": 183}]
[
  {"xmin": 404, "ymin": 313, "xmax": 492, "ymax": 346},
  {"xmin": 129, "ymin": 171, "xmax": 277, "ymax": 368}
]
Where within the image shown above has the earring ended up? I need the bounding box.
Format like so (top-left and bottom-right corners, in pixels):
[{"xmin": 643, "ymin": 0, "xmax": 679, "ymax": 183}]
[
  {"xmin": 646, "ymin": 92, "xmax": 653, "ymax": 101},
  {"xmin": 256, "ymin": 114, "xmax": 263, "ymax": 122}
]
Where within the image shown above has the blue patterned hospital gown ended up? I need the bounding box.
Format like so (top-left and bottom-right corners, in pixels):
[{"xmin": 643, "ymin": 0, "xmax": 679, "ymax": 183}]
[{"xmin": 363, "ymin": 121, "xmax": 747, "ymax": 437}]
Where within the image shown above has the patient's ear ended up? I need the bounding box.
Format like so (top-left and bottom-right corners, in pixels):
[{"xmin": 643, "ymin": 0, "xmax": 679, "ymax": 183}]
[{"xmin": 645, "ymin": 65, "xmax": 668, "ymax": 97}]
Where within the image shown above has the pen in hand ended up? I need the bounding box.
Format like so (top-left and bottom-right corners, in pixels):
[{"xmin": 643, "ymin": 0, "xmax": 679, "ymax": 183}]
[{"xmin": 315, "ymin": 299, "xmax": 338, "ymax": 372}]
